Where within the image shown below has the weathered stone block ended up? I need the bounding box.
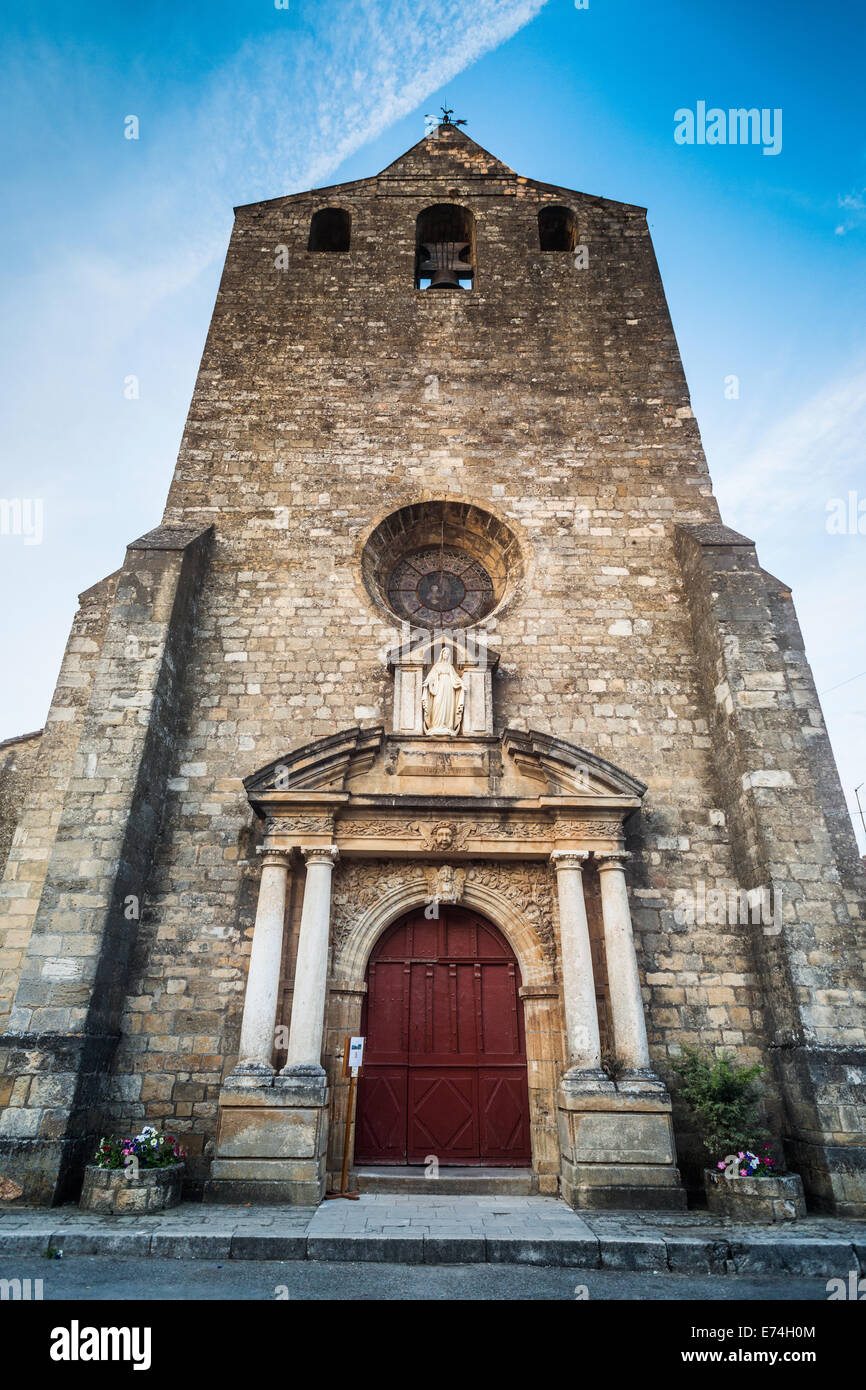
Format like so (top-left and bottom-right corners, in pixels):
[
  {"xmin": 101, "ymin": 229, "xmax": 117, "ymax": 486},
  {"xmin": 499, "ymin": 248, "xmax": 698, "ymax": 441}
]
[
  {"xmin": 705, "ymin": 1169, "xmax": 807, "ymax": 1222},
  {"xmin": 79, "ymin": 1162, "xmax": 184, "ymax": 1214}
]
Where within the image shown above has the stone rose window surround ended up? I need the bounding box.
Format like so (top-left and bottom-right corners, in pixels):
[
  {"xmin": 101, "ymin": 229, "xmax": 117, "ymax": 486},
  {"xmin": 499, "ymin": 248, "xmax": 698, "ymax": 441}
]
[{"xmin": 361, "ymin": 499, "xmax": 524, "ymax": 630}]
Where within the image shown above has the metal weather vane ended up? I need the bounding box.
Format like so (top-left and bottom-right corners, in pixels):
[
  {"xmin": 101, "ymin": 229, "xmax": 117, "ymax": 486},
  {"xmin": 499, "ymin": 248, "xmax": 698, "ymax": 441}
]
[{"xmin": 425, "ymin": 105, "xmax": 467, "ymax": 128}]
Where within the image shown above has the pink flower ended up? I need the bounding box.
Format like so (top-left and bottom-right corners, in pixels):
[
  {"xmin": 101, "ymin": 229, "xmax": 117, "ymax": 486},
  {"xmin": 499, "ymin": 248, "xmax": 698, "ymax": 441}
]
[{"xmin": 717, "ymin": 1161, "xmax": 726, "ymax": 1169}]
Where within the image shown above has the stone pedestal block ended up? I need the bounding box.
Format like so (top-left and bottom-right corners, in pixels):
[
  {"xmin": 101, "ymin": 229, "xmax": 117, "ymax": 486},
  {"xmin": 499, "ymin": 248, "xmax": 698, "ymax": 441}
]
[
  {"xmin": 204, "ymin": 1073, "xmax": 328, "ymax": 1206},
  {"xmin": 557, "ymin": 1075, "xmax": 686, "ymax": 1210}
]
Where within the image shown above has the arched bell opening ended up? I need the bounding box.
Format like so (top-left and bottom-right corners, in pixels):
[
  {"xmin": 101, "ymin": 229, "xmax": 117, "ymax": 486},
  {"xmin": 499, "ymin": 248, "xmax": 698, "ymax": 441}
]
[
  {"xmin": 309, "ymin": 207, "xmax": 352, "ymax": 253},
  {"xmin": 538, "ymin": 205, "xmax": 578, "ymax": 253},
  {"xmin": 415, "ymin": 204, "xmax": 476, "ymax": 290}
]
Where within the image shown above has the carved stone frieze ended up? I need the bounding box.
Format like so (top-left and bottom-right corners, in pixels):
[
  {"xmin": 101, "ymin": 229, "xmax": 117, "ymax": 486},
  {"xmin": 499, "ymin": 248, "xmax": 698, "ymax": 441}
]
[
  {"xmin": 467, "ymin": 819, "xmax": 550, "ymax": 840},
  {"xmin": 553, "ymin": 818, "xmax": 624, "ymax": 839},
  {"xmin": 336, "ymin": 818, "xmax": 421, "ymax": 840},
  {"xmin": 329, "ymin": 858, "xmax": 559, "ymax": 966},
  {"xmin": 466, "ymin": 862, "xmax": 559, "ymax": 964},
  {"xmin": 336, "ymin": 816, "xmax": 551, "ymax": 848},
  {"xmin": 265, "ymin": 815, "xmax": 334, "ymax": 836},
  {"xmin": 337, "ymin": 818, "xmax": 476, "ymax": 850},
  {"xmin": 414, "ymin": 820, "xmax": 474, "ymax": 851},
  {"xmin": 330, "ymin": 860, "xmax": 428, "ymax": 954}
]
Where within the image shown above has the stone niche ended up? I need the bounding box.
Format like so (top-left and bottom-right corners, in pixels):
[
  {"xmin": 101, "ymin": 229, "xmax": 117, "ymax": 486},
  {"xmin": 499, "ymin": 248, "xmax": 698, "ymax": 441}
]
[{"xmin": 388, "ymin": 632, "xmax": 498, "ymax": 737}]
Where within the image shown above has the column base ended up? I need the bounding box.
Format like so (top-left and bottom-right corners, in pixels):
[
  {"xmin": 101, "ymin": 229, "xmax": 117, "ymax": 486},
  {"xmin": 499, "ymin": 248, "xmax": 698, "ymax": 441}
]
[
  {"xmin": 203, "ymin": 1162, "xmax": 326, "ymax": 1207},
  {"xmin": 278, "ymin": 1062, "xmax": 327, "ymax": 1086},
  {"xmin": 205, "ymin": 1073, "xmax": 328, "ymax": 1206},
  {"xmin": 557, "ymin": 1075, "xmax": 686, "ymax": 1211},
  {"xmin": 228, "ymin": 1061, "xmax": 275, "ymax": 1079},
  {"xmin": 559, "ymin": 1067, "xmax": 617, "ymax": 1096}
]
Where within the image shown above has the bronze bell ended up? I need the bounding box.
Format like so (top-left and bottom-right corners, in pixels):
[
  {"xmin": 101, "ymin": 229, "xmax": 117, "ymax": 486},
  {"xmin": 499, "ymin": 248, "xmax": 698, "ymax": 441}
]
[{"xmin": 418, "ymin": 240, "xmax": 473, "ymax": 289}]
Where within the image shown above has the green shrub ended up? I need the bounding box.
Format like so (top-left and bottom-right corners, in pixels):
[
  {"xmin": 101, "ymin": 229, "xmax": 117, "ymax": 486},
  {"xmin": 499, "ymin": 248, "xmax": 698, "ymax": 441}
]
[{"xmin": 671, "ymin": 1045, "xmax": 769, "ymax": 1163}]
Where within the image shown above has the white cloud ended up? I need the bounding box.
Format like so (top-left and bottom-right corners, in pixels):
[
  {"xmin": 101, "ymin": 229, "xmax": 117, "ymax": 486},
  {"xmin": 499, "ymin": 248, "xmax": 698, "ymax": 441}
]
[
  {"xmin": 198, "ymin": 0, "xmax": 548, "ymax": 201},
  {"xmin": 835, "ymin": 188, "xmax": 866, "ymax": 236},
  {"xmin": 5, "ymin": 0, "xmax": 550, "ymax": 370},
  {"xmin": 717, "ymin": 364, "xmax": 866, "ymax": 528}
]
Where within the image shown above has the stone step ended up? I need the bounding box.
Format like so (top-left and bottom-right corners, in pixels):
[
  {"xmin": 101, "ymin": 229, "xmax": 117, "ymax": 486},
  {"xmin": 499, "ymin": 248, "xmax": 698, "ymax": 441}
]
[{"xmin": 353, "ymin": 1166, "xmax": 539, "ymax": 1196}]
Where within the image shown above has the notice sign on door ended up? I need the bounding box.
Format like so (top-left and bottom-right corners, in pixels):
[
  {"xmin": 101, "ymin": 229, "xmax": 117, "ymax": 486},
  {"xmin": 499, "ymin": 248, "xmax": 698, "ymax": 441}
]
[{"xmin": 346, "ymin": 1036, "xmax": 365, "ymax": 1075}]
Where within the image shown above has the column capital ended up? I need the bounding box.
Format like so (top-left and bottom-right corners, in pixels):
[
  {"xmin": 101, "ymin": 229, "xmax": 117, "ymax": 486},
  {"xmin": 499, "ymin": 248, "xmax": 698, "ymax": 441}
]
[
  {"xmin": 301, "ymin": 844, "xmax": 339, "ymax": 868},
  {"xmin": 550, "ymin": 849, "xmax": 590, "ymax": 872},
  {"xmin": 256, "ymin": 845, "xmax": 293, "ymax": 869},
  {"xmin": 595, "ymin": 851, "xmax": 631, "ymax": 873}
]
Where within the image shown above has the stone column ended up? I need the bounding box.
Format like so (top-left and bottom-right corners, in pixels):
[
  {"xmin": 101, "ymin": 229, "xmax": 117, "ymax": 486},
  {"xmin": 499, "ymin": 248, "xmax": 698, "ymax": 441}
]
[
  {"xmin": 283, "ymin": 846, "xmax": 339, "ymax": 1077},
  {"xmin": 235, "ymin": 847, "xmax": 292, "ymax": 1075},
  {"xmin": 597, "ymin": 852, "xmax": 651, "ymax": 1073},
  {"xmin": 550, "ymin": 851, "xmax": 602, "ymax": 1076},
  {"xmin": 553, "ymin": 849, "xmax": 684, "ymax": 1211}
]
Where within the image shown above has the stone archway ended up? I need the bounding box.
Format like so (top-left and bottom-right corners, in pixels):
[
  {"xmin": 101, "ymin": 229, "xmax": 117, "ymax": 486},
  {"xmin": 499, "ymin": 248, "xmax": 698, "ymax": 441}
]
[
  {"xmin": 210, "ymin": 723, "xmax": 684, "ymax": 1210},
  {"xmin": 354, "ymin": 905, "xmax": 532, "ymax": 1166},
  {"xmin": 326, "ymin": 865, "xmax": 563, "ymax": 1190},
  {"xmin": 332, "ymin": 865, "xmax": 554, "ymax": 987}
]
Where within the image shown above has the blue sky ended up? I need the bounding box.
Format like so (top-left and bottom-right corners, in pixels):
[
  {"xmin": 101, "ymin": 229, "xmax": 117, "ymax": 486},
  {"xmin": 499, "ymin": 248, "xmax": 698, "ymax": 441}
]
[{"xmin": 1, "ymin": 0, "xmax": 864, "ymax": 847}]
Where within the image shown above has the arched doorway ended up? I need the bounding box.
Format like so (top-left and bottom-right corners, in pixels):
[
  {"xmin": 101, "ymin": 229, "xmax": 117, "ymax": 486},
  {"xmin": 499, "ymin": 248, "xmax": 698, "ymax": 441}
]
[{"xmin": 354, "ymin": 906, "xmax": 531, "ymax": 1166}]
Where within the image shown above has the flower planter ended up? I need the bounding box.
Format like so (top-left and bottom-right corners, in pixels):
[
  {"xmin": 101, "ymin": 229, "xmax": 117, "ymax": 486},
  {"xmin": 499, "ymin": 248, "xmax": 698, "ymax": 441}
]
[
  {"xmin": 79, "ymin": 1163, "xmax": 185, "ymax": 1214},
  {"xmin": 704, "ymin": 1169, "xmax": 806, "ymax": 1222}
]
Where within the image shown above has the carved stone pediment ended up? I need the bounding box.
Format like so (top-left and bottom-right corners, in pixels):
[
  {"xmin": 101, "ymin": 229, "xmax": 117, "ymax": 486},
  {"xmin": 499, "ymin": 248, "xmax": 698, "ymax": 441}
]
[
  {"xmin": 244, "ymin": 725, "xmax": 644, "ymax": 858},
  {"xmin": 246, "ymin": 724, "xmax": 644, "ymax": 805},
  {"xmin": 385, "ymin": 632, "xmax": 500, "ymax": 673},
  {"xmin": 502, "ymin": 729, "xmax": 647, "ymax": 799},
  {"xmin": 244, "ymin": 725, "xmax": 383, "ymax": 795}
]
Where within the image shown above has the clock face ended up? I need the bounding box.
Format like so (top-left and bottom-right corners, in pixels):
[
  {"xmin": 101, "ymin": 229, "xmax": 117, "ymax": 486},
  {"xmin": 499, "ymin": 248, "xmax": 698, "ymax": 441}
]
[{"xmin": 387, "ymin": 547, "xmax": 496, "ymax": 626}]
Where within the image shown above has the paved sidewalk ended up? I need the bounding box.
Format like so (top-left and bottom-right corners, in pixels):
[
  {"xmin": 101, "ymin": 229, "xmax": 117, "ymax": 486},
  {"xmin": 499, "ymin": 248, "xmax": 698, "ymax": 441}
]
[{"xmin": 1, "ymin": 1195, "xmax": 864, "ymax": 1274}]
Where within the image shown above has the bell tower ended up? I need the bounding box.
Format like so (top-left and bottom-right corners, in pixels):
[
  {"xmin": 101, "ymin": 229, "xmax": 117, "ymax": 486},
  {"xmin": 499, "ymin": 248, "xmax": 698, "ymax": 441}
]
[{"xmin": 1, "ymin": 118, "xmax": 864, "ymax": 1212}]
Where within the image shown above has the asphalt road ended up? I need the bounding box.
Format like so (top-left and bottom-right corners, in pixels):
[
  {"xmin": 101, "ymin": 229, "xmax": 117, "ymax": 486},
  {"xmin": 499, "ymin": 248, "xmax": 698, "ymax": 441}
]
[{"xmin": 0, "ymin": 1256, "xmax": 831, "ymax": 1300}]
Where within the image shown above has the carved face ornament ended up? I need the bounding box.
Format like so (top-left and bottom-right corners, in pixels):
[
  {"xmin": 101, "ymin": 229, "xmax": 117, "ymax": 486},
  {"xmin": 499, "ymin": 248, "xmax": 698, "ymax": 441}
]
[{"xmin": 433, "ymin": 822, "xmax": 455, "ymax": 849}]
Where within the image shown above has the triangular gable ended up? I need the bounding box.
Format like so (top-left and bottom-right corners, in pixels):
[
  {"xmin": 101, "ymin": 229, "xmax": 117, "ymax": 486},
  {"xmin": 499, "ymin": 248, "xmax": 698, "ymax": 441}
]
[
  {"xmin": 236, "ymin": 125, "xmax": 643, "ymax": 215},
  {"xmin": 376, "ymin": 125, "xmax": 519, "ymax": 182}
]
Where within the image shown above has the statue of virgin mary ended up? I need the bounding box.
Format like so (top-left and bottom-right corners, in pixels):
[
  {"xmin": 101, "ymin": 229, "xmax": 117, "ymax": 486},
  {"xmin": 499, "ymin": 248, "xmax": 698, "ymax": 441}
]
[{"xmin": 421, "ymin": 645, "xmax": 465, "ymax": 736}]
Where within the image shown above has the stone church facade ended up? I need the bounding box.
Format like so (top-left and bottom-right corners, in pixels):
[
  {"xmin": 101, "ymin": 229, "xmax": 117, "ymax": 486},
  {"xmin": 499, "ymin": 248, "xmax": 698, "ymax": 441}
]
[{"xmin": 1, "ymin": 121, "xmax": 864, "ymax": 1213}]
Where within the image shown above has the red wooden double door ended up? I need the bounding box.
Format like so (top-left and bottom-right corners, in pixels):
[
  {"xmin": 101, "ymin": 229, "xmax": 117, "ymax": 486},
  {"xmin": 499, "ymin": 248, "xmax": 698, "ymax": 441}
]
[{"xmin": 354, "ymin": 907, "xmax": 531, "ymax": 1166}]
